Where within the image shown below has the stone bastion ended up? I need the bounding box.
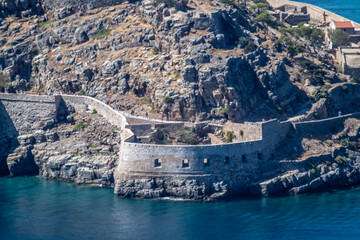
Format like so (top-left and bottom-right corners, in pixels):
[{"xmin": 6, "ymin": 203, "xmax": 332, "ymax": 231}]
[{"xmin": 1, "ymin": 93, "xmax": 360, "ymax": 199}]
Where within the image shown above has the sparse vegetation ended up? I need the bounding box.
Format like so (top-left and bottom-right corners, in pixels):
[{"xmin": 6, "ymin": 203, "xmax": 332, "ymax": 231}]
[
  {"xmin": 176, "ymin": 127, "xmax": 198, "ymax": 145},
  {"xmin": 334, "ymin": 155, "xmax": 347, "ymax": 165},
  {"xmin": 92, "ymin": 108, "xmax": 98, "ymax": 114},
  {"xmin": 175, "ymin": 71, "xmax": 181, "ymax": 79},
  {"xmin": 73, "ymin": 122, "xmax": 85, "ymax": 131},
  {"xmin": 31, "ymin": 47, "xmax": 39, "ymax": 56},
  {"xmin": 162, "ymin": 95, "xmax": 171, "ymax": 104},
  {"xmin": 340, "ymin": 138, "xmax": 349, "ymax": 147},
  {"xmin": 93, "ymin": 29, "xmax": 111, "ymax": 39},
  {"xmin": 153, "ymin": 0, "xmax": 177, "ymax": 7},
  {"xmin": 71, "ymin": 152, "xmax": 79, "ymax": 157},
  {"xmin": 280, "ymin": 23, "xmax": 324, "ymax": 46},
  {"xmin": 110, "ymin": 153, "xmax": 116, "ymax": 157},
  {"xmin": 299, "ymin": 59, "xmax": 326, "ymax": 78},
  {"xmin": 255, "ymin": 12, "xmax": 277, "ymax": 26},
  {"xmin": 0, "ymin": 73, "xmax": 11, "ymax": 88},
  {"xmin": 312, "ymin": 88, "xmax": 329, "ymax": 101},
  {"xmin": 238, "ymin": 37, "xmax": 258, "ymax": 53},
  {"xmin": 219, "ymin": 0, "xmax": 235, "ymax": 5},
  {"xmin": 152, "ymin": 45, "xmax": 159, "ymax": 55},
  {"xmin": 39, "ymin": 19, "xmax": 52, "ymax": 28},
  {"xmin": 225, "ymin": 131, "xmax": 236, "ymax": 143},
  {"xmin": 239, "ymin": 130, "xmax": 244, "ymax": 137},
  {"xmin": 88, "ymin": 144, "xmax": 98, "ymax": 149},
  {"xmin": 250, "ymin": 3, "xmax": 268, "ymax": 13},
  {"xmin": 276, "ymin": 35, "xmax": 303, "ymax": 54},
  {"xmin": 111, "ymin": 128, "xmax": 119, "ymax": 133},
  {"xmin": 221, "ymin": 107, "xmax": 229, "ymax": 117},
  {"xmin": 79, "ymin": 89, "xmax": 85, "ymax": 95},
  {"xmin": 329, "ymin": 29, "xmax": 350, "ymax": 46}
]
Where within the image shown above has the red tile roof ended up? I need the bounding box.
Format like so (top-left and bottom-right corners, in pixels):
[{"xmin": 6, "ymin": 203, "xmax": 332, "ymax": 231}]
[{"xmin": 333, "ymin": 21, "xmax": 354, "ymax": 29}]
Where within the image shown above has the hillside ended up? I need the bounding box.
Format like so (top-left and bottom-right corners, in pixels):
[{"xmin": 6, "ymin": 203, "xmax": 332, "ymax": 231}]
[{"xmin": 0, "ymin": 0, "xmax": 358, "ymax": 123}]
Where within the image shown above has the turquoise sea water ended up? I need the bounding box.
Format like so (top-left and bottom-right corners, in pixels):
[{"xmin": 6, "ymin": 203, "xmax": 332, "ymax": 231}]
[
  {"xmin": 2, "ymin": 176, "xmax": 360, "ymax": 240},
  {"xmin": 293, "ymin": 0, "xmax": 360, "ymax": 23}
]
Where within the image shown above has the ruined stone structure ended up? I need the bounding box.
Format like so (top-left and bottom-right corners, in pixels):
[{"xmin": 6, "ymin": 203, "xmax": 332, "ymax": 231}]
[
  {"xmin": 337, "ymin": 47, "xmax": 360, "ymax": 78},
  {"xmin": 2, "ymin": 93, "xmax": 360, "ymax": 199}
]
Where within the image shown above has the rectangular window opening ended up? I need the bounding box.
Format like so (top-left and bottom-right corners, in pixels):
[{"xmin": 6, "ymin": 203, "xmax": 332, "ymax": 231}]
[
  {"xmin": 204, "ymin": 158, "xmax": 210, "ymax": 166},
  {"xmin": 154, "ymin": 159, "xmax": 161, "ymax": 168},
  {"xmin": 224, "ymin": 156, "xmax": 230, "ymax": 164},
  {"xmin": 242, "ymin": 154, "xmax": 247, "ymax": 163},
  {"xmin": 182, "ymin": 159, "xmax": 190, "ymax": 168}
]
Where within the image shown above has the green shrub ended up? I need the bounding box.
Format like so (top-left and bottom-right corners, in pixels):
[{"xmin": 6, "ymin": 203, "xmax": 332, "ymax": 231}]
[
  {"xmin": 280, "ymin": 24, "xmax": 324, "ymax": 46},
  {"xmin": 312, "ymin": 88, "xmax": 328, "ymax": 101},
  {"xmin": 276, "ymin": 35, "xmax": 303, "ymax": 53},
  {"xmin": 239, "ymin": 130, "xmax": 244, "ymax": 137},
  {"xmin": 329, "ymin": 29, "xmax": 350, "ymax": 46},
  {"xmin": 255, "ymin": 12, "xmax": 277, "ymax": 26},
  {"xmin": 221, "ymin": 107, "xmax": 229, "ymax": 116},
  {"xmin": 110, "ymin": 153, "xmax": 116, "ymax": 157},
  {"xmin": 152, "ymin": 45, "xmax": 159, "ymax": 55},
  {"xmin": 92, "ymin": 108, "xmax": 98, "ymax": 114},
  {"xmin": 162, "ymin": 95, "xmax": 171, "ymax": 104},
  {"xmin": 88, "ymin": 144, "xmax": 97, "ymax": 149},
  {"xmin": 73, "ymin": 122, "xmax": 85, "ymax": 131},
  {"xmin": 31, "ymin": 47, "xmax": 39, "ymax": 56},
  {"xmin": 79, "ymin": 89, "xmax": 85, "ymax": 95},
  {"xmin": 225, "ymin": 131, "xmax": 236, "ymax": 143},
  {"xmin": 0, "ymin": 73, "xmax": 11, "ymax": 88},
  {"xmin": 219, "ymin": 0, "xmax": 235, "ymax": 5},
  {"xmin": 176, "ymin": 128, "xmax": 198, "ymax": 145},
  {"xmin": 111, "ymin": 128, "xmax": 119, "ymax": 133},
  {"xmin": 93, "ymin": 29, "xmax": 111, "ymax": 39},
  {"xmin": 250, "ymin": 3, "xmax": 268, "ymax": 12},
  {"xmin": 39, "ymin": 19, "xmax": 52, "ymax": 28},
  {"xmin": 238, "ymin": 37, "xmax": 257, "ymax": 53},
  {"xmin": 299, "ymin": 59, "xmax": 326, "ymax": 77},
  {"xmin": 340, "ymin": 138, "xmax": 349, "ymax": 147},
  {"xmin": 334, "ymin": 155, "xmax": 347, "ymax": 165},
  {"xmin": 253, "ymin": 0, "xmax": 267, "ymax": 3},
  {"xmin": 175, "ymin": 71, "xmax": 181, "ymax": 79}
]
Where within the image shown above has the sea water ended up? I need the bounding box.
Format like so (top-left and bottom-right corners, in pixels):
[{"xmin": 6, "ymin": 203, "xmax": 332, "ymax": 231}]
[
  {"xmin": 2, "ymin": 176, "xmax": 360, "ymax": 240},
  {"xmin": 294, "ymin": 0, "xmax": 360, "ymax": 23}
]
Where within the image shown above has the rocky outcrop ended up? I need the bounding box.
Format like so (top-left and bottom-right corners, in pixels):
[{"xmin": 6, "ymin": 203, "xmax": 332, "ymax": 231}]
[
  {"xmin": 6, "ymin": 145, "xmax": 38, "ymax": 176},
  {"xmin": 260, "ymin": 148, "xmax": 360, "ymax": 196}
]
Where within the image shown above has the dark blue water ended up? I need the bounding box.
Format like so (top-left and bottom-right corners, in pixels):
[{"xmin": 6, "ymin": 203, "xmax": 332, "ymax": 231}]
[
  {"xmin": 2, "ymin": 177, "xmax": 360, "ymax": 240},
  {"xmin": 294, "ymin": 0, "xmax": 360, "ymax": 23}
]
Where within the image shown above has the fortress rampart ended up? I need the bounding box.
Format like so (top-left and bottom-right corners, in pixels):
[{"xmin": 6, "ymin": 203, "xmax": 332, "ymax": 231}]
[{"xmin": 2, "ymin": 93, "xmax": 360, "ymax": 198}]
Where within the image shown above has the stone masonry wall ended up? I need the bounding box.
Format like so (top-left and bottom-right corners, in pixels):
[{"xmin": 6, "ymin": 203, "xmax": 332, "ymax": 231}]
[
  {"xmin": 41, "ymin": 0, "xmax": 124, "ymax": 11},
  {"xmin": 0, "ymin": 94, "xmax": 57, "ymax": 135},
  {"xmin": 292, "ymin": 112, "xmax": 360, "ymax": 136}
]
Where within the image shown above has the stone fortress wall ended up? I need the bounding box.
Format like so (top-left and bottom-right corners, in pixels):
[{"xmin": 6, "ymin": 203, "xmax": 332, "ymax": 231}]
[
  {"xmin": 40, "ymin": 0, "xmax": 124, "ymax": 11},
  {"xmin": 2, "ymin": 93, "xmax": 360, "ymax": 197}
]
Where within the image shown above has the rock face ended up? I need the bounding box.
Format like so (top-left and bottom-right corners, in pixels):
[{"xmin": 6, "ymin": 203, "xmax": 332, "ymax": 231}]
[
  {"xmin": 260, "ymin": 149, "xmax": 360, "ymax": 196},
  {"xmin": 7, "ymin": 146, "xmax": 38, "ymax": 176}
]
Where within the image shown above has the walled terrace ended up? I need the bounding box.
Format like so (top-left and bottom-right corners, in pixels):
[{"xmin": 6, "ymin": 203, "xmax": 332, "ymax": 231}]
[{"xmin": 2, "ymin": 93, "xmax": 360, "ymax": 199}]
